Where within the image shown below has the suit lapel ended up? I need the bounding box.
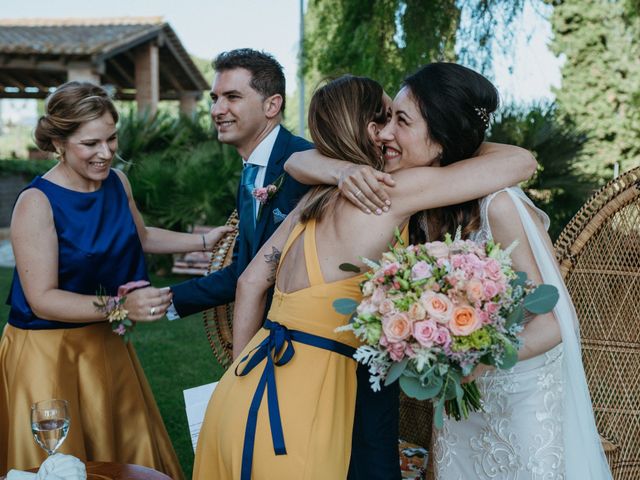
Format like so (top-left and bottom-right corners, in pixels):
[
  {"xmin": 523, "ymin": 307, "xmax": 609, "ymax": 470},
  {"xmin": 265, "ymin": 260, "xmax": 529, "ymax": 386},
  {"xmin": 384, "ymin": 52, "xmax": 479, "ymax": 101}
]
[{"xmin": 252, "ymin": 127, "xmax": 291, "ymax": 250}]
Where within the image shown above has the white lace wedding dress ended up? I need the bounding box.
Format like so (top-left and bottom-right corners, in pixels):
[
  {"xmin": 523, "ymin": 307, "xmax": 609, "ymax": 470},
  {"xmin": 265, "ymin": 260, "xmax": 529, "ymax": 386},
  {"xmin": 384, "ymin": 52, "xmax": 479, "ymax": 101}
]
[{"xmin": 433, "ymin": 187, "xmax": 612, "ymax": 480}]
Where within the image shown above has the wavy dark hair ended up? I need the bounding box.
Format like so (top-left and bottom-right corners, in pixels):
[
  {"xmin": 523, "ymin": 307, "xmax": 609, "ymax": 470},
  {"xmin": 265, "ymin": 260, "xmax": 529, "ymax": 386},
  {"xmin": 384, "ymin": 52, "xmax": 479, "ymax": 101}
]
[{"xmin": 404, "ymin": 62, "xmax": 499, "ymax": 242}]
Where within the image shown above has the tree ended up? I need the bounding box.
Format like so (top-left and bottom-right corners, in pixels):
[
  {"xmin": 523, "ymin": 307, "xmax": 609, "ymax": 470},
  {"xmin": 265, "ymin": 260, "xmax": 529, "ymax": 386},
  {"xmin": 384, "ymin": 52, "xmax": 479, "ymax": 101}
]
[
  {"xmin": 303, "ymin": 0, "xmax": 524, "ymax": 94},
  {"xmin": 550, "ymin": 0, "xmax": 640, "ymax": 175}
]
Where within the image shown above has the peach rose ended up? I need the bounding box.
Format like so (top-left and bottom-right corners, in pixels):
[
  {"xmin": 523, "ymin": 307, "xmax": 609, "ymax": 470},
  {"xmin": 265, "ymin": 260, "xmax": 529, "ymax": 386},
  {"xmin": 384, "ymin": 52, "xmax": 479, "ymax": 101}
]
[
  {"xmin": 449, "ymin": 305, "xmax": 482, "ymax": 336},
  {"xmin": 420, "ymin": 291, "xmax": 454, "ymax": 324},
  {"xmin": 466, "ymin": 279, "xmax": 485, "ymax": 303},
  {"xmin": 408, "ymin": 302, "xmax": 427, "ymax": 321},
  {"xmin": 382, "ymin": 313, "xmax": 412, "ymax": 343},
  {"xmin": 378, "ymin": 299, "xmax": 396, "ymax": 315}
]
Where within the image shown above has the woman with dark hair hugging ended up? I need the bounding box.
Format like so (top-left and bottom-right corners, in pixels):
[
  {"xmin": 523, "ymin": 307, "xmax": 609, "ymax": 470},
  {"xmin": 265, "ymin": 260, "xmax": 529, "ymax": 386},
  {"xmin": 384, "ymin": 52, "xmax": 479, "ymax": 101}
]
[
  {"xmin": 287, "ymin": 63, "xmax": 612, "ymax": 480},
  {"xmin": 192, "ymin": 72, "xmax": 537, "ymax": 480}
]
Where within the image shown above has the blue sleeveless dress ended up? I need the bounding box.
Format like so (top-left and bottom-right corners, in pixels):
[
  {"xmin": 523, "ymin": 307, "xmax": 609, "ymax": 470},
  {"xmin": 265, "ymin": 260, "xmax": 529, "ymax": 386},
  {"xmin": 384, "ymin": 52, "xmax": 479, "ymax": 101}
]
[
  {"xmin": 6, "ymin": 170, "xmax": 147, "ymax": 329},
  {"xmin": 0, "ymin": 170, "xmax": 184, "ymax": 479}
]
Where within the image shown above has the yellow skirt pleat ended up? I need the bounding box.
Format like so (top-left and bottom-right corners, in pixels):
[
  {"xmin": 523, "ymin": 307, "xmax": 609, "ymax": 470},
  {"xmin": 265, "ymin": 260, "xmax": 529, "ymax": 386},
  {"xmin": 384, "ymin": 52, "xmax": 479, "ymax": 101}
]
[{"xmin": 0, "ymin": 323, "xmax": 184, "ymax": 479}]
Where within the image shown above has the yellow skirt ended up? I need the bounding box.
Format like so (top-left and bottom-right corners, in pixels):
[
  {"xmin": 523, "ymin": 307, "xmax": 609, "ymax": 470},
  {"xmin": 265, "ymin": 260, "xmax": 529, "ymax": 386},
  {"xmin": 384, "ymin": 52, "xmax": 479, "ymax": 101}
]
[{"xmin": 0, "ymin": 323, "xmax": 184, "ymax": 479}]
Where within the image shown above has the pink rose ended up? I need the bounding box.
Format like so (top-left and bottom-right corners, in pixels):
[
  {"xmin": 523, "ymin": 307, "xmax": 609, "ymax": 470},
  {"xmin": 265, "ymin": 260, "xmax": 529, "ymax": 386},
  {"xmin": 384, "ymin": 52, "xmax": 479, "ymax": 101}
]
[
  {"xmin": 407, "ymin": 302, "xmax": 426, "ymax": 321},
  {"xmin": 411, "ymin": 261, "xmax": 432, "ymax": 281},
  {"xmin": 378, "ymin": 299, "xmax": 396, "ymax": 315},
  {"xmin": 386, "ymin": 340, "xmax": 408, "ymax": 362},
  {"xmin": 483, "ymin": 281, "xmax": 499, "ymax": 299},
  {"xmin": 434, "ymin": 326, "xmax": 452, "ymax": 348},
  {"xmin": 426, "ymin": 241, "xmax": 449, "ymax": 258},
  {"xmin": 382, "ymin": 313, "xmax": 412, "ymax": 342},
  {"xmin": 420, "ymin": 291, "xmax": 454, "ymax": 324},
  {"xmin": 485, "ymin": 302, "xmax": 499, "ymax": 315},
  {"xmin": 466, "ymin": 279, "xmax": 485, "ymax": 303},
  {"xmin": 413, "ymin": 319, "xmax": 438, "ymax": 347},
  {"xmin": 484, "ymin": 259, "xmax": 503, "ymax": 281},
  {"xmin": 449, "ymin": 305, "xmax": 482, "ymax": 336}
]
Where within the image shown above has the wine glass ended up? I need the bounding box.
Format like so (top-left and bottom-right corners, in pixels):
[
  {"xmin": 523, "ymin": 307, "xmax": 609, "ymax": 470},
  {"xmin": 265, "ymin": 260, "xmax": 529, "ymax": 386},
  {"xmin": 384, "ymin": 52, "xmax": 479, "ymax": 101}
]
[{"xmin": 30, "ymin": 399, "xmax": 70, "ymax": 456}]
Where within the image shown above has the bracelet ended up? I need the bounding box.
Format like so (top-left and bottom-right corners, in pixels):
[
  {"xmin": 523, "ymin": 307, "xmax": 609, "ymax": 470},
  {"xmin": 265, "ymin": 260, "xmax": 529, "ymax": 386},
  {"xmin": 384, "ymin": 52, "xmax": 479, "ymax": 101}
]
[{"xmin": 201, "ymin": 233, "xmax": 207, "ymax": 251}]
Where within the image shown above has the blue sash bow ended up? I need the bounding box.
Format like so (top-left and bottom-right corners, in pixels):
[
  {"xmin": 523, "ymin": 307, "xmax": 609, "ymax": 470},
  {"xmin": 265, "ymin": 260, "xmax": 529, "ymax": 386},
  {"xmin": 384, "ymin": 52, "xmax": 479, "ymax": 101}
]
[{"xmin": 235, "ymin": 319, "xmax": 356, "ymax": 480}]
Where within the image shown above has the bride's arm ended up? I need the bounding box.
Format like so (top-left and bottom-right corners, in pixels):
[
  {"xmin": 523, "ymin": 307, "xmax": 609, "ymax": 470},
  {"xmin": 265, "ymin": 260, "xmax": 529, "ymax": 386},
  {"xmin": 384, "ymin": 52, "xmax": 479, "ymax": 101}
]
[
  {"xmin": 488, "ymin": 192, "xmax": 562, "ymax": 360},
  {"xmin": 285, "ymin": 150, "xmax": 395, "ymax": 213},
  {"xmin": 390, "ymin": 143, "xmax": 537, "ymax": 216},
  {"xmin": 232, "ymin": 209, "xmax": 300, "ymax": 359}
]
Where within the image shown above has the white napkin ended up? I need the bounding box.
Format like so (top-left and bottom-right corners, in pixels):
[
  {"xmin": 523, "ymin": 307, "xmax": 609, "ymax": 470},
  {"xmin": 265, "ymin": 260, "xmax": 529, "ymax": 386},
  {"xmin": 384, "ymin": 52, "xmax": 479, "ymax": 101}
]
[{"xmin": 7, "ymin": 454, "xmax": 86, "ymax": 480}]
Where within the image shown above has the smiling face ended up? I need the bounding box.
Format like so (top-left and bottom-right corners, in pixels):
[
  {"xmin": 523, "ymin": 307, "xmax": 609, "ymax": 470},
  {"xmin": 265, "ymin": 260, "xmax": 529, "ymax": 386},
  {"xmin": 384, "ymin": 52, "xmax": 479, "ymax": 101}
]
[
  {"xmin": 380, "ymin": 86, "xmax": 442, "ymax": 173},
  {"xmin": 55, "ymin": 112, "xmax": 117, "ymax": 191},
  {"xmin": 210, "ymin": 68, "xmax": 275, "ymax": 158}
]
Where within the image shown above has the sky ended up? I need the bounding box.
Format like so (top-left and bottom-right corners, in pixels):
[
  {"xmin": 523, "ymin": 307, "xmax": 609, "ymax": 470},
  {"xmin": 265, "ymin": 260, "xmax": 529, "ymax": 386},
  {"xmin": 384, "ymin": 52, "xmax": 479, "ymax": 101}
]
[{"xmin": 1, "ymin": 0, "xmax": 562, "ymax": 121}]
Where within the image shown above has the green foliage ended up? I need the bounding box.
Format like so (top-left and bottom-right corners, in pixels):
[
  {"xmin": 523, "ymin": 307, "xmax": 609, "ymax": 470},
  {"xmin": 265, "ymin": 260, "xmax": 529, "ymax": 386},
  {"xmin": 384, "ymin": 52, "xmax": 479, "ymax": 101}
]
[
  {"xmin": 117, "ymin": 108, "xmax": 241, "ymax": 273},
  {"xmin": 550, "ymin": 0, "xmax": 640, "ymax": 175},
  {"xmin": 303, "ymin": 0, "xmax": 525, "ymax": 94},
  {"xmin": 0, "ymin": 158, "xmax": 56, "ymax": 176},
  {"xmin": 488, "ymin": 104, "xmax": 598, "ymax": 239}
]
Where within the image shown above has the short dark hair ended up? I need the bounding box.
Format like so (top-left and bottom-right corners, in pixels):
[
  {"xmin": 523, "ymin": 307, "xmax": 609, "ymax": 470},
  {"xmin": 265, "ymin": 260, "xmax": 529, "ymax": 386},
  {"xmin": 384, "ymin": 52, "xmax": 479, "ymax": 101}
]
[{"xmin": 213, "ymin": 48, "xmax": 286, "ymax": 113}]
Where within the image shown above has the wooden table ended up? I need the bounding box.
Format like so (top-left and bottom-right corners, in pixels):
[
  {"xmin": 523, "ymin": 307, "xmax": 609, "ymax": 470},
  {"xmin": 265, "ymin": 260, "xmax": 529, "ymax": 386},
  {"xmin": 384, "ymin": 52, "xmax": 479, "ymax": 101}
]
[{"xmin": 2, "ymin": 461, "xmax": 172, "ymax": 480}]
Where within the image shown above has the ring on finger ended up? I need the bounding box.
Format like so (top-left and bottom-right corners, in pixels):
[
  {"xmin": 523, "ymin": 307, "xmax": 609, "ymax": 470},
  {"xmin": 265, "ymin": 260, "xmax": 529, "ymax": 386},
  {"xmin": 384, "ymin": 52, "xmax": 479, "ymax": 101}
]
[
  {"xmin": 150, "ymin": 306, "xmax": 156, "ymax": 316},
  {"xmin": 354, "ymin": 189, "xmax": 363, "ymax": 198}
]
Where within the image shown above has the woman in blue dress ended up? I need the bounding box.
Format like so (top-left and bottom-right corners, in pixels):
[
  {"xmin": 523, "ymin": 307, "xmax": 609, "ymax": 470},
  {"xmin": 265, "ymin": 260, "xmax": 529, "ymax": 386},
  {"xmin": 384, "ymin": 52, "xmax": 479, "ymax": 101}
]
[{"xmin": 0, "ymin": 82, "xmax": 232, "ymax": 477}]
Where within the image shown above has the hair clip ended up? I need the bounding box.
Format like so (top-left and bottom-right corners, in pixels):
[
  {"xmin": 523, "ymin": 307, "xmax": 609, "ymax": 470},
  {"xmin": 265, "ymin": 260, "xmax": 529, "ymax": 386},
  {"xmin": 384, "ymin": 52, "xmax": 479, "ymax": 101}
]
[{"xmin": 474, "ymin": 106, "xmax": 490, "ymax": 128}]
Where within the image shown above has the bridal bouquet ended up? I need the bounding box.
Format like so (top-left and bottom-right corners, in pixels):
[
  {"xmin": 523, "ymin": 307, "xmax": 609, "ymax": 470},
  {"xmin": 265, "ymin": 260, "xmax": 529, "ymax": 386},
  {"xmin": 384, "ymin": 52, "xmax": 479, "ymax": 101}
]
[{"xmin": 334, "ymin": 229, "xmax": 558, "ymax": 428}]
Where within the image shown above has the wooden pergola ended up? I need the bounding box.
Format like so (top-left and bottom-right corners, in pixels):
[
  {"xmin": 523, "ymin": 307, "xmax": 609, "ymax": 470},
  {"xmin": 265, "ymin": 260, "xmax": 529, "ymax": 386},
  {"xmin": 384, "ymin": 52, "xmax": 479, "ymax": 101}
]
[{"xmin": 0, "ymin": 17, "xmax": 209, "ymax": 115}]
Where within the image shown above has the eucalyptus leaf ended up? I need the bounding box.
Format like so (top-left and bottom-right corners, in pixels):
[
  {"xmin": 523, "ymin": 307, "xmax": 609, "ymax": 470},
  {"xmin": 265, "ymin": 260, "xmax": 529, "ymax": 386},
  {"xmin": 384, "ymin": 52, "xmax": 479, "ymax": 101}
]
[
  {"xmin": 339, "ymin": 262, "xmax": 361, "ymax": 273},
  {"xmin": 524, "ymin": 284, "xmax": 559, "ymax": 314},
  {"xmin": 505, "ymin": 303, "xmax": 524, "ymax": 329},
  {"xmin": 499, "ymin": 338, "xmax": 518, "ymax": 370},
  {"xmin": 332, "ymin": 298, "xmax": 358, "ymax": 315},
  {"xmin": 400, "ymin": 374, "xmax": 442, "ymax": 401},
  {"xmin": 444, "ymin": 375, "xmax": 460, "ymax": 400},
  {"xmin": 384, "ymin": 358, "xmax": 409, "ymax": 386},
  {"xmin": 511, "ymin": 271, "xmax": 528, "ymax": 288}
]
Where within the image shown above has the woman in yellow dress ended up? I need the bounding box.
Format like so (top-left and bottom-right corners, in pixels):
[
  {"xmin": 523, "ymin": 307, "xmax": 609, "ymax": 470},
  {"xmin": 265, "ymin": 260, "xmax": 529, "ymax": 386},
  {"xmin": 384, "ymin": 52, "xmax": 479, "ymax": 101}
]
[{"xmin": 192, "ymin": 75, "xmax": 536, "ymax": 479}]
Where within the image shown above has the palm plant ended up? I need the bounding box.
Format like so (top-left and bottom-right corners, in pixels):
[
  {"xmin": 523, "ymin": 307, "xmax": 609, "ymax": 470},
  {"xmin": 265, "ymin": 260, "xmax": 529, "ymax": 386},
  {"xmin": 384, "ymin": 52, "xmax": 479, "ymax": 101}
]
[{"xmin": 488, "ymin": 104, "xmax": 599, "ymax": 240}]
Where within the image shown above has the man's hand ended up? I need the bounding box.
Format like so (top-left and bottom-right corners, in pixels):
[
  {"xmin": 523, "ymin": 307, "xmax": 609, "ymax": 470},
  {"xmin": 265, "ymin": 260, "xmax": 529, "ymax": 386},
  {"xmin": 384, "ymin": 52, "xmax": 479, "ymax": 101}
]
[
  {"xmin": 123, "ymin": 286, "xmax": 172, "ymax": 322},
  {"xmin": 337, "ymin": 164, "xmax": 395, "ymax": 214}
]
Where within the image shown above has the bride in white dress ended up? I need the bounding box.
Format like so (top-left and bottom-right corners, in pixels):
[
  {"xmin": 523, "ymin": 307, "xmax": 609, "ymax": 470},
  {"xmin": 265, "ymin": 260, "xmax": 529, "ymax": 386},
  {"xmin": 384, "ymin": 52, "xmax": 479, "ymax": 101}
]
[
  {"xmin": 286, "ymin": 62, "xmax": 612, "ymax": 479},
  {"xmin": 385, "ymin": 64, "xmax": 612, "ymax": 480}
]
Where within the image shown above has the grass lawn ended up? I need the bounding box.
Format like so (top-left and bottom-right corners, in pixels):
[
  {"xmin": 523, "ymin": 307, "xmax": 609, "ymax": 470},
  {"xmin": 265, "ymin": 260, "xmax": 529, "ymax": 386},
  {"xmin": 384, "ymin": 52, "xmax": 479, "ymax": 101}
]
[{"xmin": 0, "ymin": 267, "xmax": 226, "ymax": 478}]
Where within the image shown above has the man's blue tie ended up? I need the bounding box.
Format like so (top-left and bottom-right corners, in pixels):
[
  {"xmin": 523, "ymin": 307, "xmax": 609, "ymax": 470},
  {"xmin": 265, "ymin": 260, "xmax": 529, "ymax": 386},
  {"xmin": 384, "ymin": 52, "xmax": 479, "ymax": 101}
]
[{"xmin": 239, "ymin": 163, "xmax": 260, "ymax": 233}]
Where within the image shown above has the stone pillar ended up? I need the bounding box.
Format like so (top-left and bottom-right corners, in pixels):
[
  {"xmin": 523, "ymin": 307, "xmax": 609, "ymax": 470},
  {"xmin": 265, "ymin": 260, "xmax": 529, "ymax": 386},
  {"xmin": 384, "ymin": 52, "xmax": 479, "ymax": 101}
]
[
  {"xmin": 135, "ymin": 43, "xmax": 159, "ymax": 116},
  {"xmin": 67, "ymin": 63, "xmax": 101, "ymax": 84},
  {"xmin": 179, "ymin": 91, "xmax": 201, "ymax": 118}
]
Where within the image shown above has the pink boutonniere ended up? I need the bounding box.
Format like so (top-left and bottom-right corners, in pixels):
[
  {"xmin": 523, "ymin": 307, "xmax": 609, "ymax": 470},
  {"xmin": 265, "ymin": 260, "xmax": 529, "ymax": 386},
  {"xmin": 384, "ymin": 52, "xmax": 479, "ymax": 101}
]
[{"xmin": 252, "ymin": 173, "xmax": 285, "ymax": 220}]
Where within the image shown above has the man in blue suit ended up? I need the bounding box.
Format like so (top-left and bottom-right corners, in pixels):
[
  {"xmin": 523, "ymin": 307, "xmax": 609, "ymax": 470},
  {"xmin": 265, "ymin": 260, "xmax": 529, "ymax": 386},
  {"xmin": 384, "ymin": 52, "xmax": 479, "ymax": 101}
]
[{"xmin": 165, "ymin": 49, "xmax": 312, "ymax": 322}]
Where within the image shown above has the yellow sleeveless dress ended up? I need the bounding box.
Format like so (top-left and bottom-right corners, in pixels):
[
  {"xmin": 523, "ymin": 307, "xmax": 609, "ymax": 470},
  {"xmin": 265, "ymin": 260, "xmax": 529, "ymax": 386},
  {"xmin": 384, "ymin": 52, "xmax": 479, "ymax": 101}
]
[{"xmin": 193, "ymin": 219, "xmax": 407, "ymax": 480}]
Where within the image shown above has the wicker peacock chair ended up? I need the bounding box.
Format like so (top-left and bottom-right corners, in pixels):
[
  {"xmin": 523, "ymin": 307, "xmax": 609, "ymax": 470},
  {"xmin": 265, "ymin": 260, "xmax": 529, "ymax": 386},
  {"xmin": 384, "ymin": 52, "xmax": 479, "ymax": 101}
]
[
  {"xmin": 554, "ymin": 166, "xmax": 640, "ymax": 480},
  {"xmin": 202, "ymin": 210, "xmax": 239, "ymax": 369}
]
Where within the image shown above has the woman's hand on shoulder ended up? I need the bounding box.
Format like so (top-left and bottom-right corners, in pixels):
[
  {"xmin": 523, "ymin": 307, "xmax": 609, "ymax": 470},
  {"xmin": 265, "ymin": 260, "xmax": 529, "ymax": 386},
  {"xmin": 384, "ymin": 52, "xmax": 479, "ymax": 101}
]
[{"xmin": 337, "ymin": 164, "xmax": 395, "ymax": 214}]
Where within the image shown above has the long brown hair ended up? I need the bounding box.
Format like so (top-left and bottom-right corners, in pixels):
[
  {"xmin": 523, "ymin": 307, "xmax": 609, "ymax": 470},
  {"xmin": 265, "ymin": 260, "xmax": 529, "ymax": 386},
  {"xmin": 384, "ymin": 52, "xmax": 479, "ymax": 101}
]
[{"xmin": 299, "ymin": 75, "xmax": 387, "ymax": 222}]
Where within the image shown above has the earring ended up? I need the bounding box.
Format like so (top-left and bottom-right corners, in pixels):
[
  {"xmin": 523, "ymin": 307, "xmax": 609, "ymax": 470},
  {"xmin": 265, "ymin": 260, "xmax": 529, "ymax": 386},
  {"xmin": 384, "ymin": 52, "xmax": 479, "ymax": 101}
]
[{"xmin": 56, "ymin": 148, "xmax": 65, "ymax": 162}]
